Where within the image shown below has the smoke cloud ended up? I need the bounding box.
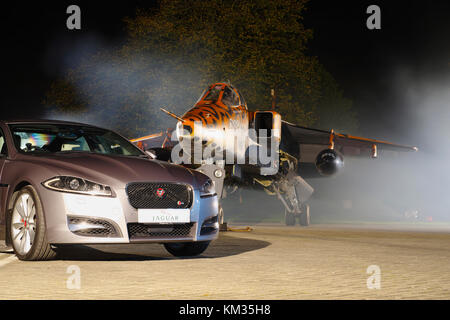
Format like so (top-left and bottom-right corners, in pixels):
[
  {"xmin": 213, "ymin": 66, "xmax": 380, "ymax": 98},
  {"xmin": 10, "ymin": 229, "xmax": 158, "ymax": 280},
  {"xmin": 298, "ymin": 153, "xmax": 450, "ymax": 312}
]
[
  {"xmin": 43, "ymin": 32, "xmax": 204, "ymax": 137},
  {"xmin": 226, "ymin": 67, "xmax": 450, "ymax": 224},
  {"xmin": 40, "ymin": 16, "xmax": 450, "ymax": 225}
]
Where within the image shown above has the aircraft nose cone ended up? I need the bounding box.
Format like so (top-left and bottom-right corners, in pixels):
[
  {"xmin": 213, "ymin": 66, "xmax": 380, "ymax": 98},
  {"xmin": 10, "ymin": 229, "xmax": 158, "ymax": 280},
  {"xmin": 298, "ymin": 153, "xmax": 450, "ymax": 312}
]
[{"xmin": 177, "ymin": 120, "xmax": 194, "ymax": 138}]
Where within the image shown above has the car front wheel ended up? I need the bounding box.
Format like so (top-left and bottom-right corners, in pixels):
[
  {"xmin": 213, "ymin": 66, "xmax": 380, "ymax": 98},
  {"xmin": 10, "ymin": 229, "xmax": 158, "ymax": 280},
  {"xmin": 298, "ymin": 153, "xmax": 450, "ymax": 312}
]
[
  {"xmin": 9, "ymin": 186, "xmax": 56, "ymax": 261},
  {"xmin": 164, "ymin": 241, "xmax": 211, "ymax": 257}
]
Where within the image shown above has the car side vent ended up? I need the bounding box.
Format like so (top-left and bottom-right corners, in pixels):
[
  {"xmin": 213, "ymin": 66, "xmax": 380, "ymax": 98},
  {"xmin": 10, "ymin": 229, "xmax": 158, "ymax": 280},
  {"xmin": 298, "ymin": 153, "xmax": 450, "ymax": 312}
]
[{"xmin": 67, "ymin": 216, "xmax": 121, "ymax": 238}]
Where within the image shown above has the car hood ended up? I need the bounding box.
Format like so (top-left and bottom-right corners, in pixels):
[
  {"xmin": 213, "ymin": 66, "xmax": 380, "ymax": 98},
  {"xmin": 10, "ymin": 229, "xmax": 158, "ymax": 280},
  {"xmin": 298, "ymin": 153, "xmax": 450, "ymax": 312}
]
[{"xmin": 19, "ymin": 153, "xmax": 200, "ymax": 189}]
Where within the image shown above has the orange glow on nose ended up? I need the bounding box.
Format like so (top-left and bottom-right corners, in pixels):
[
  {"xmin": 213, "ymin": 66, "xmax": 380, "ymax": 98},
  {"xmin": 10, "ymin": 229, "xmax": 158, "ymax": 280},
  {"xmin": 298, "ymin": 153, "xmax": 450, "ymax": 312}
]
[{"xmin": 177, "ymin": 119, "xmax": 194, "ymax": 137}]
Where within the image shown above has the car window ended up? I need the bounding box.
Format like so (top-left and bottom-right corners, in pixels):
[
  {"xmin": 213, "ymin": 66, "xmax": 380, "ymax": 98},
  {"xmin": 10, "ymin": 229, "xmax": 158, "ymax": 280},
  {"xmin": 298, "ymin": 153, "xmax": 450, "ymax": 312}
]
[
  {"xmin": 0, "ymin": 129, "xmax": 6, "ymax": 156},
  {"xmin": 9, "ymin": 124, "xmax": 144, "ymax": 157},
  {"xmin": 87, "ymin": 131, "xmax": 136, "ymax": 155},
  {"xmin": 14, "ymin": 132, "xmax": 56, "ymax": 152},
  {"xmin": 61, "ymin": 136, "xmax": 90, "ymax": 151}
]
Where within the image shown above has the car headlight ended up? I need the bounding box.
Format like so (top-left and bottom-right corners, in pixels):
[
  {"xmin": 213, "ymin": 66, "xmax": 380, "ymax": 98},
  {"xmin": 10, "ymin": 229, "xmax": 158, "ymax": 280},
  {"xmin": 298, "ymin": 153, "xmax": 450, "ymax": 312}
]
[
  {"xmin": 199, "ymin": 178, "xmax": 216, "ymax": 197},
  {"xmin": 42, "ymin": 176, "xmax": 113, "ymax": 197}
]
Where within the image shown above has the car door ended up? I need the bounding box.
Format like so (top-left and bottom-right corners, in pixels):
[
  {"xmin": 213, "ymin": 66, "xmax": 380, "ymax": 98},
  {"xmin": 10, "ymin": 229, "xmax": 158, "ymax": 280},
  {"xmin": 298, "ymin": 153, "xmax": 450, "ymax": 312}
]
[{"xmin": 0, "ymin": 127, "xmax": 8, "ymax": 241}]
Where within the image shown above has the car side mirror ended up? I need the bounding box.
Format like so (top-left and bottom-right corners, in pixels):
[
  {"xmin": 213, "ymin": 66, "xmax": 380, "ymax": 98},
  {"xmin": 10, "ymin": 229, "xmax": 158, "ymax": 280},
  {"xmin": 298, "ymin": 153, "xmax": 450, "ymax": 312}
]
[
  {"xmin": 146, "ymin": 148, "xmax": 172, "ymax": 162},
  {"xmin": 145, "ymin": 150, "xmax": 156, "ymax": 159}
]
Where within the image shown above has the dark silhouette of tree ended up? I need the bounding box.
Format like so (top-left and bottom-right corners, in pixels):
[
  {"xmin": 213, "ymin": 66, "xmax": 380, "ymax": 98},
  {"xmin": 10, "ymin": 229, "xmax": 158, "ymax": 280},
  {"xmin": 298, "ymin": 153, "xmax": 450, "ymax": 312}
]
[
  {"xmin": 44, "ymin": 0, "xmax": 357, "ymax": 138},
  {"xmin": 315, "ymin": 69, "xmax": 358, "ymax": 133}
]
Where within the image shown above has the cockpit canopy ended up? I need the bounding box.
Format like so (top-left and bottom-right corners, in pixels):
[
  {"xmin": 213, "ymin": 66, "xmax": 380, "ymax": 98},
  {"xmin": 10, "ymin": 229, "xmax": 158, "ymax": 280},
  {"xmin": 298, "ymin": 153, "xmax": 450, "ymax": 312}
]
[{"xmin": 197, "ymin": 83, "xmax": 247, "ymax": 109}]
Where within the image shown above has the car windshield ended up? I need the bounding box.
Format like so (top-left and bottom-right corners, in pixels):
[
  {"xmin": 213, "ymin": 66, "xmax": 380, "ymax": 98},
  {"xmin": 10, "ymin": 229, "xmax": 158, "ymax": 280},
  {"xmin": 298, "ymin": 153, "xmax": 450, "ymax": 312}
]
[{"xmin": 9, "ymin": 124, "xmax": 145, "ymax": 157}]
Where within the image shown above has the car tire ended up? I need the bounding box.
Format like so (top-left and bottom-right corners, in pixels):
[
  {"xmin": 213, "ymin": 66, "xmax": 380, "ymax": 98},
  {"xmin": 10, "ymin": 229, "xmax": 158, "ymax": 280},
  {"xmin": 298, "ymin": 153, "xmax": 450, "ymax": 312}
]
[
  {"xmin": 9, "ymin": 186, "xmax": 56, "ymax": 261},
  {"xmin": 164, "ymin": 241, "xmax": 211, "ymax": 257},
  {"xmin": 299, "ymin": 204, "xmax": 310, "ymax": 227},
  {"xmin": 285, "ymin": 209, "xmax": 296, "ymax": 226}
]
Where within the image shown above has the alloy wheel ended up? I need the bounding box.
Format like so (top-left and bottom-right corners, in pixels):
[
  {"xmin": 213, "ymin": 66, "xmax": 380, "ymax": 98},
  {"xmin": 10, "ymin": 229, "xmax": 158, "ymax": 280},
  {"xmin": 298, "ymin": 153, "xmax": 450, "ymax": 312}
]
[{"xmin": 11, "ymin": 193, "xmax": 36, "ymax": 255}]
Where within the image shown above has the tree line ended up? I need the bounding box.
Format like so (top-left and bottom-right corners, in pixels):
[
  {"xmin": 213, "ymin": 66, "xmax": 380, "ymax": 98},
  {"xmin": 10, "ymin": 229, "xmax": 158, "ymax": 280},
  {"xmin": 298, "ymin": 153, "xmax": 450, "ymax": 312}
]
[{"xmin": 44, "ymin": 0, "xmax": 358, "ymax": 138}]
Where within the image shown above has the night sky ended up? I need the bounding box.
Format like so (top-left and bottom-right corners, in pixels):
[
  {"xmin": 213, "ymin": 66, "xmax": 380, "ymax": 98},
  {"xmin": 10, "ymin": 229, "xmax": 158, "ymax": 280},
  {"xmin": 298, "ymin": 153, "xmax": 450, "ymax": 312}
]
[{"xmin": 1, "ymin": 0, "xmax": 449, "ymax": 143}]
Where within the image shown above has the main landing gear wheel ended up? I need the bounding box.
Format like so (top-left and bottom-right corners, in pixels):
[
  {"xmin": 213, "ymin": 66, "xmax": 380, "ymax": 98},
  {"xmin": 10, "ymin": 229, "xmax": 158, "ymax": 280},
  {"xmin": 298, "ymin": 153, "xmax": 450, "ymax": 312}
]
[
  {"xmin": 285, "ymin": 209, "xmax": 296, "ymax": 226},
  {"xmin": 164, "ymin": 241, "xmax": 211, "ymax": 257},
  {"xmin": 298, "ymin": 204, "xmax": 310, "ymax": 227},
  {"xmin": 9, "ymin": 186, "xmax": 56, "ymax": 261}
]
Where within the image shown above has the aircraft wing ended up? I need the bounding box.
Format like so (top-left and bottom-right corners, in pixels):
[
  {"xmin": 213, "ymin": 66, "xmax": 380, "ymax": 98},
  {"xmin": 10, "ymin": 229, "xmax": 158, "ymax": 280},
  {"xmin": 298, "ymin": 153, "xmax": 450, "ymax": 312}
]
[
  {"xmin": 281, "ymin": 121, "xmax": 418, "ymax": 160},
  {"xmin": 130, "ymin": 129, "xmax": 175, "ymax": 150}
]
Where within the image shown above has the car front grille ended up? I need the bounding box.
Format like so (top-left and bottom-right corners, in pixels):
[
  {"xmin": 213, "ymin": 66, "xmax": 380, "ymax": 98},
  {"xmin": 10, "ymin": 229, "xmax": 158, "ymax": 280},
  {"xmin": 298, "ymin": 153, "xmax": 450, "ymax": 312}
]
[
  {"xmin": 126, "ymin": 182, "xmax": 193, "ymax": 209},
  {"xmin": 127, "ymin": 223, "xmax": 195, "ymax": 240}
]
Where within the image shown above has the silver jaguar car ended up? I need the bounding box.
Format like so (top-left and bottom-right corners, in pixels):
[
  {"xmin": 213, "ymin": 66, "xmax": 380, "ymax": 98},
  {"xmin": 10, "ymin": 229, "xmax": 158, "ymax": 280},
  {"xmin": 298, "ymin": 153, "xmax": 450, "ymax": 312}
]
[{"xmin": 0, "ymin": 120, "xmax": 219, "ymax": 260}]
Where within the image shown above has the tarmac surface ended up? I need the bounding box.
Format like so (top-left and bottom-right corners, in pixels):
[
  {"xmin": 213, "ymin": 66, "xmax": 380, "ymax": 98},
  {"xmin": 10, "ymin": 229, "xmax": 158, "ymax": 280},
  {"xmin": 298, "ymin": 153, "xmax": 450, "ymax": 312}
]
[{"xmin": 1, "ymin": 223, "xmax": 450, "ymax": 299}]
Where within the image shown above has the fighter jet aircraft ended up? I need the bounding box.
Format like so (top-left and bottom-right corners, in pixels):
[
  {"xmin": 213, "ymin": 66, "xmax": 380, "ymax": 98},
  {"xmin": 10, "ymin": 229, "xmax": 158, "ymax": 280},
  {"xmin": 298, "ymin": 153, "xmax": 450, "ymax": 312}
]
[{"xmin": 132, "ymin": 82, "xmax": 417, "ymax": 226}]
